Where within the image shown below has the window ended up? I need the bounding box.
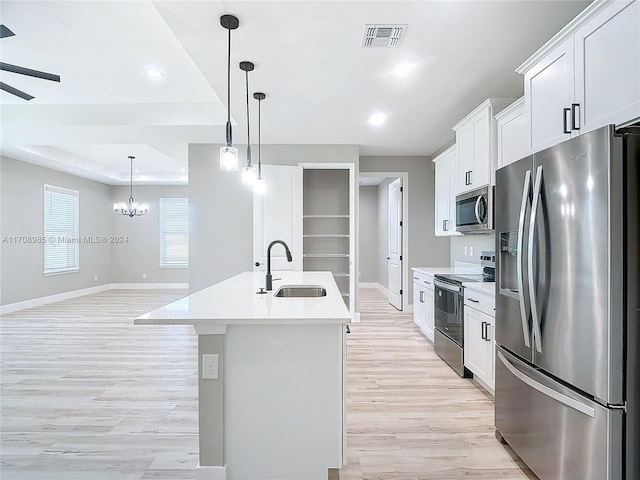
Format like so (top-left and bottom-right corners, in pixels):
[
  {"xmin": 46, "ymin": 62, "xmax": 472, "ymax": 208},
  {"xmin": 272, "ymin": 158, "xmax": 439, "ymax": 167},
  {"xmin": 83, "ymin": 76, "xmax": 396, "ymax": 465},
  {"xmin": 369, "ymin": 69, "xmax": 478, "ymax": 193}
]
[
  {"xmin": 43, "ymin": 184, "xmax": 79, "ymax": 274},
  {"xmin": 160, "ymin": 198, "xmax": 189, "ymax": 267}
]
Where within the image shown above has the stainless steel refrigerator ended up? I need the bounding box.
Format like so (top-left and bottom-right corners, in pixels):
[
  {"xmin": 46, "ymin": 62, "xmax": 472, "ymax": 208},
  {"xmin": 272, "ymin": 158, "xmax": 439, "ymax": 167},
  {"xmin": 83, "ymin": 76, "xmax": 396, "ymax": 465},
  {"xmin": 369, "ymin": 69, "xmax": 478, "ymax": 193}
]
[{"xmin": 494, "ymin": 124, "xmax": 639, "ymax": 479}]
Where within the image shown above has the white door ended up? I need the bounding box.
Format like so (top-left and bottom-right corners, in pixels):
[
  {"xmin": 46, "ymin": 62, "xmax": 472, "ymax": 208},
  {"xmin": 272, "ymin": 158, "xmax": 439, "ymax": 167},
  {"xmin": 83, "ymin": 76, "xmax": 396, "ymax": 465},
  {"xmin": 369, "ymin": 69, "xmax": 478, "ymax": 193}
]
[
  {"xmin": 253, "ymin": 165, "xmax": 303, "ymax": 272},
  {"xmin": 387, "ymin": 178, "xmax": 403, "ymax": 310}
]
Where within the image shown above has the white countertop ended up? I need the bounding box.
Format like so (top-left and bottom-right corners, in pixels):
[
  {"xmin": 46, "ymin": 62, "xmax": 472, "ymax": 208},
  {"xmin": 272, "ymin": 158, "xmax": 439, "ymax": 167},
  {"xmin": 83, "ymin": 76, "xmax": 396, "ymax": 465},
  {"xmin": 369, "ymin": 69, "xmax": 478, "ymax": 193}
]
[
  {"xmin": 463, "ymin": 281, "xmax": 496, "ymax": 295},
  {"xmin": 135, "ymin": 271, "xmax": 351, "ymax": 327}
]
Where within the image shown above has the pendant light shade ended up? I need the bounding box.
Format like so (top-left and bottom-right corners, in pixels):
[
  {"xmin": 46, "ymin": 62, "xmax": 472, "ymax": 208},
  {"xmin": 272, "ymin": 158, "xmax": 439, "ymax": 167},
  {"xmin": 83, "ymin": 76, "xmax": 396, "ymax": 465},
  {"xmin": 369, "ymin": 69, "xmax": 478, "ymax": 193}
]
[
  {"xmin": 240, "ymin": 61, "xmax": 257, "ymax": 185},
  {"xmin": 220, "ymin": 14, "xmax": 239, "ymax": 171},
  {"xmin": 253, "ymin": 92, "xmax": 266, "ymax": 194}
]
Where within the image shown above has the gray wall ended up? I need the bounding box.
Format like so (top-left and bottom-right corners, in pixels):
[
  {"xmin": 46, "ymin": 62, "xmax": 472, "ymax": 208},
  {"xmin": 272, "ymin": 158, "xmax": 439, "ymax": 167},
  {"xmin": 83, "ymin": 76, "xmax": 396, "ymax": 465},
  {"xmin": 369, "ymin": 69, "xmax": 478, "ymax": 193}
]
[
  {"xmin": 111, "ymin": 185, "xmax": 189, "ymax": 283},
  {"xmin": 1, "ymin": 156, "xmax": 188, "ymax": 305},
  {"xmin": 189, "ymin": 143, "xmax": 359, "ymax": 295},
  {"xmin": 450, "ymin": 234, "xmax": 495, "ymax": 265},
  {"xmin": 358, "ymin": 186, "xmax": 378, "ymax": 283},
  {"xmin": 360, "ymin": 156, "xmax": 450, "ymax": 304},
  {"xmin": 1, "ymin": 156, "xmax": 113, "ymax": 305}
]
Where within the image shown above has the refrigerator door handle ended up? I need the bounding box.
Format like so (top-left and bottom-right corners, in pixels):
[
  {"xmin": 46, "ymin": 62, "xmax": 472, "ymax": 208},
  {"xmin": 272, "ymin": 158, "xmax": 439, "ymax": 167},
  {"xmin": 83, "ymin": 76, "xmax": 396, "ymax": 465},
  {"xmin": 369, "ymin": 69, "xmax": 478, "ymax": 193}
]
[
  {"xmin": 517, "ymin": 169, "xmax": 532, "ymax": 348},
  {"xmin": 528, "ymin": 165, "xmax": 544, "ymax": 353},
  {"xmin": 497, "ymin": 351, "xmax": 596, "ymax": 418}
]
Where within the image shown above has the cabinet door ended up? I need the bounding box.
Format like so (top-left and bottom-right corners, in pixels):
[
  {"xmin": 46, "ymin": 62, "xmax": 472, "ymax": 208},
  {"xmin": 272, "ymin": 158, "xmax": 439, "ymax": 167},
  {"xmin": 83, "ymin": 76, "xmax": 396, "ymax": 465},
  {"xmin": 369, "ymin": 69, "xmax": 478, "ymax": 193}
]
[
  {"xmin": 464, "ymin": 307, "xmax": 494, "ymax": 386},
  {"xmin": 413, "ymin": 282, "xmax": 426, "ymax": 329},
  {"xmin": 497, "ymin": 99, "xmax": 527, "ymax": 168},
  {"xmin": 457, "ymin": 124, "xmax": 474, "ymax": 193},
  {"xmin": 574, "ymin": 0, "xmax": 640, "ymax": 134},
  {"xmin": 524, "ymin": 38, "xmax": 575, "ymax": 153},
  {"xmin": 434, "ymin": 157, "xmax": 450, "ymax": 236},
  {"xmin": 423, "ymin": 285, "xmax": 435, "ymax": 342},
  {"xmin": 446, "ymin": 148, "xmax": 460, "ymax": 234},
  {"xmin": 471, "ymin": 112, "xmax": 491, "ymax": 188}
]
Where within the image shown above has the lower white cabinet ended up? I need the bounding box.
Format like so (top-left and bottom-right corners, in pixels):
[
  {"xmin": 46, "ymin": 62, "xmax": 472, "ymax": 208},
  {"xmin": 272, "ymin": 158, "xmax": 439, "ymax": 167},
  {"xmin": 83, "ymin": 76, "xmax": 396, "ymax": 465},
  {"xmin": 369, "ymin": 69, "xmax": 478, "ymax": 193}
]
[
  {"xmin": 412, "ymin": 271, "xmax": 435, "ymax": 342},
  {"xmin": 463, "ymin": 288, "xmax": 495, "ymax": 394}
]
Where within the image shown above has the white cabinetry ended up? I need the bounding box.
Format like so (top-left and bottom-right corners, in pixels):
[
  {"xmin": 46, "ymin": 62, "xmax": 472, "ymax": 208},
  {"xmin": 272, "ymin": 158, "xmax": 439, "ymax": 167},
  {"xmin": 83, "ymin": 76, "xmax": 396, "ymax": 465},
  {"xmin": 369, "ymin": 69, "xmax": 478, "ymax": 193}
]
[
  {"xmin": 463, "ymin": 287, "xmax": 495, "ymax": 394},
  {"xmin": 412, "ymin": 270, "xmax": 435, "ymax": 342},
  {"xmin": 453, "ymin": 98, "xmax": 515, "ymax": 195},
  {"xmin": 496, "ymin": 97, "xmax": 528, "ymax": 169},
  {"xmin": 518, "ymin": 0, "xmax": 640, "ymax": 153},
  {"xmin": 433, "ymin": 145, "xmax": 460, "ymax": 236}
]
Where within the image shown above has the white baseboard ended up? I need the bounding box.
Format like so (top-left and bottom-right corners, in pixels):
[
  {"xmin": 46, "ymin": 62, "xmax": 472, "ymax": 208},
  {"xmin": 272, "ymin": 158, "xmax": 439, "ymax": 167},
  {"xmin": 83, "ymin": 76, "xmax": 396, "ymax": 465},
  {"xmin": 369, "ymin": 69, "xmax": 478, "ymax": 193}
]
[
  {"xmin": 1, "ymin": 283, "xmax": 189, "ymax": 314},
  {"xmin": 196, "ymin": 464, "xmax": 227, "ymax": 480}
]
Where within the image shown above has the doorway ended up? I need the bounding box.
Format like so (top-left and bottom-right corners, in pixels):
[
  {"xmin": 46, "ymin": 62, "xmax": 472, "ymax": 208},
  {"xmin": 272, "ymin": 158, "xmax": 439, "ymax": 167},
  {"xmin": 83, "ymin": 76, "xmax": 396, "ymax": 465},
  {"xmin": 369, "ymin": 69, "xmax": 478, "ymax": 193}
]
[{"xmin": 358, "ymin": 172, "xmax": 408, "ymax": 311}]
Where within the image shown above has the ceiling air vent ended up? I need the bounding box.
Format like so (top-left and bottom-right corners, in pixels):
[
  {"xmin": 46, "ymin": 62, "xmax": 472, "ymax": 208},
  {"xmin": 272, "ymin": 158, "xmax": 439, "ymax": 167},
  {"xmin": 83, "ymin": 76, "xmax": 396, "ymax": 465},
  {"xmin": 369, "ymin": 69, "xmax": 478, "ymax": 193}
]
[{"xmin": 361, "ymin": 24, "xmax": 407, "ymax": 48}]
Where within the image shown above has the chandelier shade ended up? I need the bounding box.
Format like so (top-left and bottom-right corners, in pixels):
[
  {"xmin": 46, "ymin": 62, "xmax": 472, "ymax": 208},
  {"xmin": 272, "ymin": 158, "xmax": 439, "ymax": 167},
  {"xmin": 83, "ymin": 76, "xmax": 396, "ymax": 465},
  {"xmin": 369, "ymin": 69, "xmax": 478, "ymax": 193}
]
[{"xmin": 113, "ymin": 156, "xmax": 149, "ymax": 217}]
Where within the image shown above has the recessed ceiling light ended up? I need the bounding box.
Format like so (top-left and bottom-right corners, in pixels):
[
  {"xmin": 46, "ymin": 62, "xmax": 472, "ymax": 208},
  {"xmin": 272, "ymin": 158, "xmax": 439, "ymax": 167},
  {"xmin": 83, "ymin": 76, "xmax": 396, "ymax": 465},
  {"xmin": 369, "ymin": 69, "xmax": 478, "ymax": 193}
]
[
  {"xmin": 368, "ymin": 113, "xmax": 387, "ymax": 126},
  {"xmin": 392, "ymin": 62, "xmax": 416, "ymax": 78},
  {"xmin": 145, "ymin": 68, "xmax": 165, "ymax": 79}
]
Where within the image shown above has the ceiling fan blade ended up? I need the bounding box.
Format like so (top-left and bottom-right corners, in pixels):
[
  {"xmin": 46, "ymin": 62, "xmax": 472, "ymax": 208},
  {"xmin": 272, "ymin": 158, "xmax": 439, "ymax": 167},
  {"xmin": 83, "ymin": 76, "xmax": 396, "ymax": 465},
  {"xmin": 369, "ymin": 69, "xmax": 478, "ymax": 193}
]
[
  {"xmin": 0, "ymin": 81, "xmax": 34, "ymax": 101},
  {"xmin": 0, "ymin": 25, "xmax": 15, "ymax": 39},
  {"xmin": 0, "ymin": 62, "xmax": 60, "ymax": 82}
]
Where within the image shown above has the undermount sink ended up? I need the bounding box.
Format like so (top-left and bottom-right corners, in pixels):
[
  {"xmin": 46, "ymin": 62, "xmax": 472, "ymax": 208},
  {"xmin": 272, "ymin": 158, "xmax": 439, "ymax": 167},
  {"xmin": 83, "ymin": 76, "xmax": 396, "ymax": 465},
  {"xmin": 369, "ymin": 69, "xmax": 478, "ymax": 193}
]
[{"xmin": 273, "ymin": 285, "xmax": 327, "ymax": 298}]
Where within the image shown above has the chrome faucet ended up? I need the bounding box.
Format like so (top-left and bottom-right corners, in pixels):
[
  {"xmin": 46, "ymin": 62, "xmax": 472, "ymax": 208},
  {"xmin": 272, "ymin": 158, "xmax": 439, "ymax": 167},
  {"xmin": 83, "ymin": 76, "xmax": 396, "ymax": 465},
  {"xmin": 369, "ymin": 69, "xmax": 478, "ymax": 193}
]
[{"xmin": 265, "ymin": 240, "xmax": 293, "ymax": 291}]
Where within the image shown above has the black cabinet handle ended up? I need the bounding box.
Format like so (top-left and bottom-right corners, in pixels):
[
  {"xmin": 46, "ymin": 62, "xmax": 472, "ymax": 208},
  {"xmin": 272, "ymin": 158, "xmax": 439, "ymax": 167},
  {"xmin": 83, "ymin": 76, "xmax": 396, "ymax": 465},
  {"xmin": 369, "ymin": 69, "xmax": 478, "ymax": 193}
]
[
  {"xmin": 468, "ymin": 170, "xmax": 472, "ymax": 185},
  {"xmin": 563, "ymin": 107, "xmax": 571, "ymax": 134},
  {"xmin": 481, "ymin": 321, "xmax": 486, "ymax": 340},
  {"xmin": 571, "ymin": 103, "xmax": 580, "ymax": 131},
  {"xmin": 468, "ymin": 298, "xmax": 479, "ymax": 303}
]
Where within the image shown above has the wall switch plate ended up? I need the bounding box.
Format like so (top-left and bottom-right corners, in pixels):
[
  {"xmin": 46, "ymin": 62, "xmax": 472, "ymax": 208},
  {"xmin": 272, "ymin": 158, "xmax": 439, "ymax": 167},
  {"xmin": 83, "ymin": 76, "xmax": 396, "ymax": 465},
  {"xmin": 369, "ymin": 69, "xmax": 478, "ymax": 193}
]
[
  {"xmin": 470, "ymin": 246, "xmax": 474, "ymax": 256},
  {"xmin": 202, "ymin": 354, "xmax": 219, "ymax": 380}
]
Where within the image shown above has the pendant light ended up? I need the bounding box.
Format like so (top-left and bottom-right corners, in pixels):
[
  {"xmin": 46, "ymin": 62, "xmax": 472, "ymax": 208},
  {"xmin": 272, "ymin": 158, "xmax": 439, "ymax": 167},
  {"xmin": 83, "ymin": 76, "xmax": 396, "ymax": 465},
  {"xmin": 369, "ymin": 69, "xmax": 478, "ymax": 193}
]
[
  {"xmin": 219, "ymin": 14, "xmax": 239, "ymax": 171},
  {"xmin": 253, "ymin": 92, "xmax": 266, "ymax": 194},
  {"xmin": 113, "ymin": 156, "xmax": 149, "ymax": 217},
  {"xmin": 240, "ymin": 61, "xmax": 256, "ymax": 185}
]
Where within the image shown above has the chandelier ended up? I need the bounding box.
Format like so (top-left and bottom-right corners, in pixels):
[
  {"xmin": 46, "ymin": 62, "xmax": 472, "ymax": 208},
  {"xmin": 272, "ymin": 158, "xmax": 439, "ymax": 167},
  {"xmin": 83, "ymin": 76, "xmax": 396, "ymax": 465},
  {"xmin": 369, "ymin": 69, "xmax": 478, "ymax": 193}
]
[{"xmin": 113, "ymin": 156, "xmax": 149, "ymax": 217}]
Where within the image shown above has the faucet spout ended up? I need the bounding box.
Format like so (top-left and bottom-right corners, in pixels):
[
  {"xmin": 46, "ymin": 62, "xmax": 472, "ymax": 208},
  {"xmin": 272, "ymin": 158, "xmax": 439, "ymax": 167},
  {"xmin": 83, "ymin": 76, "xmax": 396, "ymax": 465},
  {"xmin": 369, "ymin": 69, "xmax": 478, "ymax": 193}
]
[{"xmin": 266, "ymin": 240, "xmax": 293, "ymax": 291}]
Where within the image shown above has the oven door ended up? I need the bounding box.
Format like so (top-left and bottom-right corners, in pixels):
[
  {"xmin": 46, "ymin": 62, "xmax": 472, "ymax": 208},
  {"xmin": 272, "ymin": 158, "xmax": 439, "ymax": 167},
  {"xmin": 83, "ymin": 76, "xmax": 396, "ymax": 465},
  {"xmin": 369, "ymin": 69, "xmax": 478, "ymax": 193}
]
[{"xmin": 434, "ymin": 280, "xmax": 463, "ymax": 345}]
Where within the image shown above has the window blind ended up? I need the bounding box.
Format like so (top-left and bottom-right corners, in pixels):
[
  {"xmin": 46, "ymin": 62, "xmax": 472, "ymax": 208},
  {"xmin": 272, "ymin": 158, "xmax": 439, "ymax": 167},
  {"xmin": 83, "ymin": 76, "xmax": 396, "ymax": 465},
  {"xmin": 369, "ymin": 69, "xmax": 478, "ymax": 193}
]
[
  {"xmin": 43, "ymin": 184, "xmax": 79, "ymax": 274},
  {"xmin": 160, "ymin": 198, "xmax": 189, "ymax": 267}
]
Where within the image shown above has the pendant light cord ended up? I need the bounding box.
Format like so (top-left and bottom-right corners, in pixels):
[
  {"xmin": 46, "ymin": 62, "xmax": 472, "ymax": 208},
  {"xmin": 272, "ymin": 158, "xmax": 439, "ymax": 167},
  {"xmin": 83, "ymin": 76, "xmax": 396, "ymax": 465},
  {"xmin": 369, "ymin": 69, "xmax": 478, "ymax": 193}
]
[
  {"xmin": 129, "ymin": 156, "xmax": 134, "ymax": 199},
  {"xmin": 257, "ymin": 98, "xmax": 261, "ymax": 178},
  {"xmin": 245, "ymin": 70, "xmax": 251, "ymax": 166},
  {"xmin": 226, "ymin": 28, "xmax": 232, "ymax": 146}
]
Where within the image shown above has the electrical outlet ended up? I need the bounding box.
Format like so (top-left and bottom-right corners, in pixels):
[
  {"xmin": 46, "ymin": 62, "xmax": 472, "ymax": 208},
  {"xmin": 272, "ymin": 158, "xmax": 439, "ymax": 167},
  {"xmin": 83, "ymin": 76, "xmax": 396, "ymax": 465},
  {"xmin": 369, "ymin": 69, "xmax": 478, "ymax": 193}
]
[
  {"xmin": 470, "ymin": 246, "xmax": 474, "ymax": 256},
  {"xmin": 142, "ymin": 273, "xmax": 147, "ymax": 279},
  {"xmin": 202, "ymin": 354, "xmax": 219, "ymax": 380},
  {"xmin": 464, "ymin": 246, "xmax": 468, "ymax": 255},
  {"xmin": 94, "ymin": 275, "xmax": 98, "ymax": 282}
]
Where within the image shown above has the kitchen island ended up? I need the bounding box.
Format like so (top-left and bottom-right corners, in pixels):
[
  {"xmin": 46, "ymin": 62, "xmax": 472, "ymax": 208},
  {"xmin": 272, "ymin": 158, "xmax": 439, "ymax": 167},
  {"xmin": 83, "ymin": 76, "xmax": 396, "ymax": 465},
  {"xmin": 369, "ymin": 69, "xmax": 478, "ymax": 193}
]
[{"xmin": 136, "ymin": 271, "xmax": 351, "ymax": 480}]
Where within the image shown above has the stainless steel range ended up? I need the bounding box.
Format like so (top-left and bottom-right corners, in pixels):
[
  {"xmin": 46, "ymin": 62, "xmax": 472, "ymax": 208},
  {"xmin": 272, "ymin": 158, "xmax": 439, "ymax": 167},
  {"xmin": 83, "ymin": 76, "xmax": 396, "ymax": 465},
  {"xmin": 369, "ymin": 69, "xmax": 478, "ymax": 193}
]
[{"xmin": 433, "ymin": 252, "xmax": 495, "ymax": 377}]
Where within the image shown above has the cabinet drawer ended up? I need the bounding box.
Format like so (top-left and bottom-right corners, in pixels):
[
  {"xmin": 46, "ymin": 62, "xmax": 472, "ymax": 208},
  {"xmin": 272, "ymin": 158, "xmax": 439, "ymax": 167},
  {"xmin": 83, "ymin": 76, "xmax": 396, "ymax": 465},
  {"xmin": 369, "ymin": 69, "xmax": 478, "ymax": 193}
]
[
  {"xmin": 412, "ymin": 271, "xmax": 435, "ymax": 289},
  {"xmin": 464, "ymin": 289, "xmax": 495, "ymax": 317}
]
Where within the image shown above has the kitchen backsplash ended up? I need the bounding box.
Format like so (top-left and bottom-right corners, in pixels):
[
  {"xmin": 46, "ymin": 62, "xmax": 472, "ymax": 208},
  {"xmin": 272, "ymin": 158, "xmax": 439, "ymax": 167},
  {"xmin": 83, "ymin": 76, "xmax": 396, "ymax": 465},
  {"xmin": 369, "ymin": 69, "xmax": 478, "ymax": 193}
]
[{"xmin": 450, "ymin": 235, "xmax": 495, "ymax": 265}]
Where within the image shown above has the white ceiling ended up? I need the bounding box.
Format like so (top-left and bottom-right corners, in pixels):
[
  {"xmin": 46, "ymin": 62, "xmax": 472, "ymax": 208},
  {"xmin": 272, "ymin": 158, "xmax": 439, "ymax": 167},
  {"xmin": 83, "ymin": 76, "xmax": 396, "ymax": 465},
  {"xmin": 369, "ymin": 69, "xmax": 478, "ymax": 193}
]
[{"xmin": 0, "ymin": 0, "xmax": 591, "ymax": 184}]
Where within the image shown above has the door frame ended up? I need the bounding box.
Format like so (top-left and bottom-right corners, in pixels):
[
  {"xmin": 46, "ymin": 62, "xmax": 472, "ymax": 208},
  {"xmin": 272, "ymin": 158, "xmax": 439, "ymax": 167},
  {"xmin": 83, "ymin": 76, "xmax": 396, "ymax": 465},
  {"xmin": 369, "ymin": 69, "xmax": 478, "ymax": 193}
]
[
  {"xmin": 300, "ymin": 162, "xmax": 357, "ymax": 318},
  {"xmin": 358, "ymin": 171, "xmax": 409, "ymax": 312}
]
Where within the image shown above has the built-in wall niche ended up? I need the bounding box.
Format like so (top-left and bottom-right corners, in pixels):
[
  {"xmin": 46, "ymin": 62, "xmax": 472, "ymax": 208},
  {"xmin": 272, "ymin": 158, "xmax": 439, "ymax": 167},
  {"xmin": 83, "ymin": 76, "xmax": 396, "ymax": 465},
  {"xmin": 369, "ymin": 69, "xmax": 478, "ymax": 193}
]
[{"xmin": 302, "ymin": 168, "xmax": 353, "ymax": 307}]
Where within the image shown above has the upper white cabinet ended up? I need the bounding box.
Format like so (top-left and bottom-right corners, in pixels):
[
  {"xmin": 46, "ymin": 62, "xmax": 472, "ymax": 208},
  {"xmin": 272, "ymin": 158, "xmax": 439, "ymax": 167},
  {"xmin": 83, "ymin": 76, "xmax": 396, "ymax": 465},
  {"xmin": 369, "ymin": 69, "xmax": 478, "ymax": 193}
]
[
  {"xmin": 518, "ymin": 0, "xmax": 640, "ymax": 153},
  {"xmin": 433, "ymin": 145, "xmax": 460, "ymax": 236},
  {"xmin": 453, "ymin": 98, "xmax": 515, "ymax": 195},
  {"xmin": 496, "ymin": 97, "xmax": 528, "ymax": 169}
]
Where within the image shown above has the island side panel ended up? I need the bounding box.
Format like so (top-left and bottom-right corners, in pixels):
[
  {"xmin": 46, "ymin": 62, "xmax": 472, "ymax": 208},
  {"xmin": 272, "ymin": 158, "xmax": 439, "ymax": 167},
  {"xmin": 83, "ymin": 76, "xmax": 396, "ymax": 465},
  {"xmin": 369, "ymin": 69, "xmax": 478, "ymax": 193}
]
[
  {"xmin": 224, "ymin": 323, "xmax": 343, "ymax": 480},
  {"xmin": 198, "ymin": 334, "xmax": 225, "ymax": 467}
]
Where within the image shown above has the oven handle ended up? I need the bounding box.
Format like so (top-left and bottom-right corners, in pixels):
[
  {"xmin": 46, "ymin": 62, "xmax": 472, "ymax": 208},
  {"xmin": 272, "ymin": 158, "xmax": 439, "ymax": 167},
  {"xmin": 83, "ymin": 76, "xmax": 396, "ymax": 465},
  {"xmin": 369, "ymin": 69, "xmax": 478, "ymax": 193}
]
[{"xmin": 434, "ymin": 280, "xmax": 462, "ymax": 293}]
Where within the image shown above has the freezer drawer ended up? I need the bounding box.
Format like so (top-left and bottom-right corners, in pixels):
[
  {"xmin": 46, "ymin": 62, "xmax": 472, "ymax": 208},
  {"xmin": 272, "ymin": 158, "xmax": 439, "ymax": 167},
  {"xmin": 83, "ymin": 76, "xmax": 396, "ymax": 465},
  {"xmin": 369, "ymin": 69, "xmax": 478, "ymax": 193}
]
[{"xmin": 495, "ymin": 347, "xmax": 622, "ymax": 480}]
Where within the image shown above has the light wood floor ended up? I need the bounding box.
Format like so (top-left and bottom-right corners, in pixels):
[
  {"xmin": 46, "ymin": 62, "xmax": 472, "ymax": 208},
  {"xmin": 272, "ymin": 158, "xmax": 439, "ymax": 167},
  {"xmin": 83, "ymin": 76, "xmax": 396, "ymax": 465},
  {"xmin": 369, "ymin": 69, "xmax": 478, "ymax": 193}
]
[{"xmin": 1, "ymin": 288, "xmax": 535, "ymax": 479}]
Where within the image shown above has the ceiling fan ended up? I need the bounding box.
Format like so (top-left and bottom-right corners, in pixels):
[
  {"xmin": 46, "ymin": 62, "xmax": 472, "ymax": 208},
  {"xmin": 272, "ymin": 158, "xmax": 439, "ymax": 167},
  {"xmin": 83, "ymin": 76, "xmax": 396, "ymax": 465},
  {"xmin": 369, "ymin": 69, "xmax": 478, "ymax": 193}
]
[{"xmin": 0, "ymin": 25, "xmax": 61, "ymax": 101}]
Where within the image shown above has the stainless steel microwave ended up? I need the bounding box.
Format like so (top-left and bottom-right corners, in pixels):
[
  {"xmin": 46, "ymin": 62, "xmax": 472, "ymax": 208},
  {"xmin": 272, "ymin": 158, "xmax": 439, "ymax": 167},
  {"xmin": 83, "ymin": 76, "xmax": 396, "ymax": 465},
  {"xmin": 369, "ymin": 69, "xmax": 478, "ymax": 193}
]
[{"xmin": 455, "ymin": 185, "xmax": 494, "ymax": 233}]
